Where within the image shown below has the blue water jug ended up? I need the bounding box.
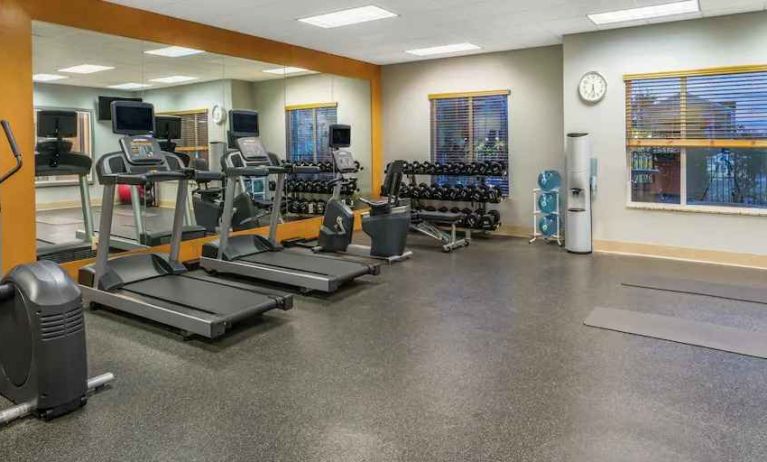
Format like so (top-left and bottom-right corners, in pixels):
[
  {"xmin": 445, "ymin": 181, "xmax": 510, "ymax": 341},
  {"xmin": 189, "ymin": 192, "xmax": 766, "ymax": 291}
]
[
  {"xmin": 538, "ymin": 214, "xmax": 558, "ymax": 237},
  {"xmin": 537, "ymin": 170, "xmax": 561, "ymax": 192},
  {"xmin": 538, "ymin": 192, "xmax": 558, "ymax": 214}
]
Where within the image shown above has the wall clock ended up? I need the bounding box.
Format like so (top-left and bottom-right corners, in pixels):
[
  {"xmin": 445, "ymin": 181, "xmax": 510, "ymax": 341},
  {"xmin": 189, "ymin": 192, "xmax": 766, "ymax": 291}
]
[
  {"xmin": 211, "ymin": 105, "xmax": 226, "ymax": 125},
  {"xmin": 578, "ymin": 71, "xmax": 607, "ymax": 104}
]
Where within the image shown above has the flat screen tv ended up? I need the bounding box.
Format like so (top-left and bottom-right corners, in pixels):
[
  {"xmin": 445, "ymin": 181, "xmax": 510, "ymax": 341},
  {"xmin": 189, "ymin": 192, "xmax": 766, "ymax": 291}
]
[{"xmin": 98, "ymin": 96, "xmax": 143, "ymax": 121}]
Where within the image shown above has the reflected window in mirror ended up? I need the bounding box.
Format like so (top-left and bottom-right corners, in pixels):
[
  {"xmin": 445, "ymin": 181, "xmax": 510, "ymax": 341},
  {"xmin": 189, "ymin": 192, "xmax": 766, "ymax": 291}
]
[
  {"xmin": 156, "ymin": 109, "xmax": 209, "ymax": 165},
  {"xmin": 286, "ymin": 104, "xmax": 337, "ymax": 163}
]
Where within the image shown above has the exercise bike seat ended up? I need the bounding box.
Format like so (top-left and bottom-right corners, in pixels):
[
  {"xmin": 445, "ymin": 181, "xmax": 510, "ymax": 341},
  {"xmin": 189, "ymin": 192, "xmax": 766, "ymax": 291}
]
[{"xmin": 359, "ymin": 197, "xmax": 392, "ymax": 215}]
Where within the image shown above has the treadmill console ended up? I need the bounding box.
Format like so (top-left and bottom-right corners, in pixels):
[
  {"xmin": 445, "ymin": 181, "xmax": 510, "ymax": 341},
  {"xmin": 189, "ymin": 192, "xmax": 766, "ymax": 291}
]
[
  {"xmin": 119, "ymin": 135, "xmax": 166, "ymax": 166},
  {"xmin": 332, "ymin": 149, "xmax": 357, "ymax": 174},
  {"xmin": 236, "ymin": 136, "xmax": 271, "ymax": 165}
]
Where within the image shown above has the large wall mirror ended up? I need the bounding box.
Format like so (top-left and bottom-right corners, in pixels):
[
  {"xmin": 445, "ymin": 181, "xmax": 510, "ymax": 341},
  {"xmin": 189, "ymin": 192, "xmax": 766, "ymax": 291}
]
[{"xmin": 32, "ymin": 21, "xmax": 372, "ymax": 265}]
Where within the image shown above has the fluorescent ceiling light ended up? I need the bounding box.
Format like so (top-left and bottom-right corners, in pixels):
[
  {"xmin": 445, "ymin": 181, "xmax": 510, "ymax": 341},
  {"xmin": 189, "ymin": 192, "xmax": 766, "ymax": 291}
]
[
  {"xmin": 299, "ymin": 5, "xmax": 397, "ymax": 28},
  {"xmin": 406, "ymin": 43, "xmax": 481, "ymax": 57},
  {"xmin": 145, "ymin": 46, "xmax": 205, "ymax": 57},
  {"xmin": 108, "ymin": 82, "xmax": 151, "ymax": 90},
  {"xmin": 149, "ymin": 75, "xmax": 197, "ymax": 83},
  {"xmin": 263, "ymin": 67, "xmax": 310, "ymax": 75},
  {"xmin": 588, "ymin": 0, "xmax": 699, "ymax": 25},
  {"xmin": 33, "ymin": 73, "xmax": 68, "ymax": 82},
  {"xmin": 59, "ymin": 64, "xmax": 115, "ymax": 74}
]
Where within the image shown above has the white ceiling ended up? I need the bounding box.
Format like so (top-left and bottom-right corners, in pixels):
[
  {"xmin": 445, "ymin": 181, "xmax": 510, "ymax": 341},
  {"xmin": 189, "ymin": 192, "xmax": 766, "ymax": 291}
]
[
  {"xmin": 32, "ymin": 22, "xmax": 311, "ymax": 90},
  {"xmin": 106, "ymin": 0, "xmax": 767, "ymax": 65}
]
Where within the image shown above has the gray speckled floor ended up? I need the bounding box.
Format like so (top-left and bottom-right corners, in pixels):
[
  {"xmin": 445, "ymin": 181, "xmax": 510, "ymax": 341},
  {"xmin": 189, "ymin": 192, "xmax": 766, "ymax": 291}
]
[{"xmin": 2, "ymin": 236, "xmax": 766, "ymax": 461}]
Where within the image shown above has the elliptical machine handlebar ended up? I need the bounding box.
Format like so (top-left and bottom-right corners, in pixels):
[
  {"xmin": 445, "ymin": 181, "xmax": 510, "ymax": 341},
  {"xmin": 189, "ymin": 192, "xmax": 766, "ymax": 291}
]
[{"xmin": 0, "ymin": 120, "xmax": 23, "ymax": 185}]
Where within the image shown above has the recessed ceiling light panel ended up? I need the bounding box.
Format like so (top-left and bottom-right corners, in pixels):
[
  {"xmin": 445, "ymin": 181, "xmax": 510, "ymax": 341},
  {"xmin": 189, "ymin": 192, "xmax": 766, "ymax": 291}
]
[
  {"xmin": 588, "ymin": 0, "xmax": 699, "ymax": 25},
  {"xmin": 263, "ymin": 67, "xmax": 311, "ymax": 75},
  {"xmin": 59, "ymin": 64, "xmax": 115, "ymax": 74},
  {"xmin": 406, "ymin": 43, "xmax": 481, "ymax": 57},
  {"xmin": 145, "ymin": 46, "xmax": 205, "ymax": 57},
  {"xmin": 299, "ymin": 5, "xmax": 397, "ymax": 28},
  {"xmin": 149, "ymin": 75, "xmax": 197, "ymax": 84},
  {"xmin": 33, "ymin": 73, "xmax": 68, "ymax": 82},
  {"xmin": 108, "ymin": 83, "xmax": 151, "ymax": 90}
]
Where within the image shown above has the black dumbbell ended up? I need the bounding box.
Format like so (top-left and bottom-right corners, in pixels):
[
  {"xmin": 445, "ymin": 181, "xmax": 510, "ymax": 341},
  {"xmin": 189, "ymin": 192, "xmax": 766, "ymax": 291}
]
[
  {"xmin": 450, "ymin": 207, "xmax": 462, "ymax": 214},
  {"xmin": 486, "ymin": 185, "xmax": 501, "ymax": 203},
  {"xmin": 424, "ymin": 205, "xmax": 437, "ymax": 212},
  {"xmin": 488, "ymin": 210, "xmax": 501, "ymax": 227},
  {"xmin": 479, "ymin": 212, "xmax": 495, "ymax": 230},
  {"xmin": 429, "ymin": 184, "xmax": 443, "ymax": 200},
  {"xmin": 316, "ymin": 199, "xmax": 327, "ymax": 215},
  {"xmin": 402, "ymin": 161, "xmax": 411, "ymax": 173},
  {"xmin": 399, "ymin": 183, "xmax": 410, "ymax": 198},
  {"xmin": 411, "ymin": 161, "xmax": 423, "ymax": 174},
  {"xmin": 488, "ymin": 161, "xmax": 503, "ymax": 176},
  {"xmin": 449, "ymin": 183, "xmax": 463, "ymax": 200},
  {"xmin": 307, "ymin": 200, "xmax": 317, "ymax": 215},
  {"xmin": 465, "ymin": 210, "xmax": 481, "ymax": 229}
]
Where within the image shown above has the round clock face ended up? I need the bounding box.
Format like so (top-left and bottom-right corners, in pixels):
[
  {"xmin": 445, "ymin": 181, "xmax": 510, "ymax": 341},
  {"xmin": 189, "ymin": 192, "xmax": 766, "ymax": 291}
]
[
  {"xmin": 579, "ymin": 72, "xmax": 607, "ymax": 103},
  {"xmin": 212, "ymin": 105, "xmax": 226, "ymax": 125}
]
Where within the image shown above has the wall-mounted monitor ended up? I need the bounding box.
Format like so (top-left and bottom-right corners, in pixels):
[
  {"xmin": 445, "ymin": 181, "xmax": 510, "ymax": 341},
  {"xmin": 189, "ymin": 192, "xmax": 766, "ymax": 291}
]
[
  {"xmin": 155, "ymin": 116, "xmax": 182, "ymax": 140},
  {"xmin": 98, "ymin": 96, "xmax": 143, "ymax": 121}
]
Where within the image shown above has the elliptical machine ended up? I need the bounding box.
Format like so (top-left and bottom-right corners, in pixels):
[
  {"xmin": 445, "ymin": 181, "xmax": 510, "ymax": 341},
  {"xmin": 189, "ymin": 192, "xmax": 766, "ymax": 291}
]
[
  {"xmin": 316, "ymin": 125, "xmax": 412, "ymax": 262},
  {"xmin": 0, "ymin": 120, "xmax": 113, "ymax": 425}
]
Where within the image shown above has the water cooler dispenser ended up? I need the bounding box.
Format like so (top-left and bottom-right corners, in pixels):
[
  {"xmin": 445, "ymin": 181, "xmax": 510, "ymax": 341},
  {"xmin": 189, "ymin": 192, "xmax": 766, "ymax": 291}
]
[{"xmin": 565, "ymin": 133, "xmax": 595, "ymax": 254}]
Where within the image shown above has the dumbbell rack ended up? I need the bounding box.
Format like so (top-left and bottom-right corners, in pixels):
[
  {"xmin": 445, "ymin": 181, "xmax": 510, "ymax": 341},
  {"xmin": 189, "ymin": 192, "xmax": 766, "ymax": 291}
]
[
  {"xmin": 529, "ymin": 188, "xmax": 562, "ymax": 246},
  {"xmin": 281, "ymin": 166, "xmax": 361, "ymax": 217},
  {"xmin": 396, "ymin": 161, "xmax": 506, "ymax": 233}
]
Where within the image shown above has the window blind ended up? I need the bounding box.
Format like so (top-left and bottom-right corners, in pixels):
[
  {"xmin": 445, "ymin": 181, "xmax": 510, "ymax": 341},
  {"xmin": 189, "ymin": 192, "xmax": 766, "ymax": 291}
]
[
  {"xmin": 430, "ymin": 91, "xmax": 509, "ymax": 195},
  {"xmin": 626, "ymin": 67, "xmax": 767, "ymax": 145},
  {"xmin": 625, "ymin": 65, "xmax": 767, "ymax": 210},
  {"xmin": 159, "ymin": 109, "xmax": 209, "ymax": 152}
]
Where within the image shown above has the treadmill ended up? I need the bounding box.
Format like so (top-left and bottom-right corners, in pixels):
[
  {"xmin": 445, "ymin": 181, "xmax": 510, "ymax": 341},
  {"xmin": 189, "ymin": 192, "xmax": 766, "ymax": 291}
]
[
  {"xmin": 78, "ymin": 102, "xmax": 292, "ymax": 339},
  {"xmin": 200, "ymin": 110, "xmax": 380, "ymax": 293},
  {"xmin": 35, "ymin": 110, "xmax": 96, "ymax": 263}
]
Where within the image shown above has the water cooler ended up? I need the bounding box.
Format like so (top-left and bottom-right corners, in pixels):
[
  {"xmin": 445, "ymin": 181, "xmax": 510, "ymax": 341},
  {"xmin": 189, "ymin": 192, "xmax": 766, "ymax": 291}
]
[{"xmin": 565, "ymin": 133, "xmax": 595, "ymax": 254}]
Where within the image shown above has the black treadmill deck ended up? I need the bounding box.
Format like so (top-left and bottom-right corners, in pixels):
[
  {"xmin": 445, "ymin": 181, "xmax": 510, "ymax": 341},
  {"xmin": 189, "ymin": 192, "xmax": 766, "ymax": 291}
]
[
  {"xmin": 121, "ymin": 273, "xmax": 288, "ymax": 318},
  {"xmin": 239, "ymin": 250, "xmax": 375, "ymax": 279}
]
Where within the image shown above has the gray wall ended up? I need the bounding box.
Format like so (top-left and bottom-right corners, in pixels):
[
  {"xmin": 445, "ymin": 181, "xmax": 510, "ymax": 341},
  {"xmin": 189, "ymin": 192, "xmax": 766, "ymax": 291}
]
[
  {"xmin": 251, "ymin": 74, "xmax": 374, "ymax": 194},
  {"xmin": 33, "ymin": 83, "xmax": 132, "ymax": 206},
  {"xmin": 563, "ymin": 12, "xmax": 767, "ymax": 255},
  {"xmin": 140, "ymin": 79, "xmax": 231, "ymax": 143},
  {"xmin": 381, "ymin": 46, "xmax": 564, "ymax": 231}
]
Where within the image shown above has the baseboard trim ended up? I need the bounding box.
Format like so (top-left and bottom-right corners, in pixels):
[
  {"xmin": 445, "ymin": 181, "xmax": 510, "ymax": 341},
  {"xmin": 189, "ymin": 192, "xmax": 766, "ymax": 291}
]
[
  {"xmin": 496, "ymin": 225, "xmax": 531, "ymax": 238},
  {"xmin": 36, "ymin": 200, "xmax": 102, "ymax": 211},
  {"xmin": 594, "ymin": 240, "xmax": 767, "ymax": 270}
]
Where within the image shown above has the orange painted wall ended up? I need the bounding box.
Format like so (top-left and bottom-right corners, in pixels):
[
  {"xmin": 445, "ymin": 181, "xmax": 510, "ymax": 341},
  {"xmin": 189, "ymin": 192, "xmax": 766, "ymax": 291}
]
[{"xmin": 0, "ymin": 0, "xmax": 382, "ymax": 271}]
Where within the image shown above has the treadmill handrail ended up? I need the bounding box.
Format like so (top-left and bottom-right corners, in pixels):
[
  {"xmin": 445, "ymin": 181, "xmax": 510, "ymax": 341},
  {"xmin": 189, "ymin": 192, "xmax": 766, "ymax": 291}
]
[
  {"xmin": 194, "ymin": 170, "xmax": 224, "ymax": 182},
  {"xmin": 100, "ymin": 170, "xmax": 188, "ymax": 185},
  {"xmin": 224, "ymin": 166, "xmax": 272, "ymax": 178}
]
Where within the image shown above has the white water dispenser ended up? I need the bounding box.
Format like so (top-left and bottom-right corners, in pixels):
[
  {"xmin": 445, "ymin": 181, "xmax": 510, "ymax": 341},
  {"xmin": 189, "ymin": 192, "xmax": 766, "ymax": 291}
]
[{"xmin": 565, "ymin": 133, "xmax": 595, "ymax": 254}]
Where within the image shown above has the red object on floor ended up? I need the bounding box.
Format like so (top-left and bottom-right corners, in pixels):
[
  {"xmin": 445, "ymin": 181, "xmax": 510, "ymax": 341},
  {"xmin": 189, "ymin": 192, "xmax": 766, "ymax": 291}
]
[{"xmin": 117, "ymin": 184, "xmax": 145, "ymax": 204}]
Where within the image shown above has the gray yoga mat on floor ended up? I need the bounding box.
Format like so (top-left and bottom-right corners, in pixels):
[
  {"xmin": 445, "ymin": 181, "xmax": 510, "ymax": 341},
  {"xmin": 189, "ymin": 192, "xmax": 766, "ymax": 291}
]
[
  {"xmin": 584, "ymin": 307, "xmax": 767, "ymax": 359},
  {"xmin": 622, "ymin": 276, "xmax": 767, "ymax": 305}
]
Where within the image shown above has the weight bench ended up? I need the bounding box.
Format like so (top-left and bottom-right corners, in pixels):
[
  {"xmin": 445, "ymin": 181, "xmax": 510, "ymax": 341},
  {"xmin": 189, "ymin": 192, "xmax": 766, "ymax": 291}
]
[{"xmin": 410, "ymin": 211, "xmax": 470, "ymax": 252}]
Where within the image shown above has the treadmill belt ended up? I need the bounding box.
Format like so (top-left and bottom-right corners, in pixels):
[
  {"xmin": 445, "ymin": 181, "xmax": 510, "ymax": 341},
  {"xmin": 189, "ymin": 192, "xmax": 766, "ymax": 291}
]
[
  {"xmin": 123, "ymin": 275, "xmax": 277, "ymax": 316},
  {"xmin": 240, "ymin": 251, "xmax": 371, "ymax": 278}
]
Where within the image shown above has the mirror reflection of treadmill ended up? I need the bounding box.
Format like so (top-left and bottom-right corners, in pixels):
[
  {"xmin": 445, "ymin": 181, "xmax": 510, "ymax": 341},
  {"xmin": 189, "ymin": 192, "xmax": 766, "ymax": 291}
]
[
  {"xmin": 75, "ymin": 114, "xmax": 205, "ymax": 250},
  {"xmin": 35, "ymin": 110, "xmax": 97, "ymax": 263},
  {"xmin": 78, "ymin": 101, "xmax": 293, "ymax": 339}
]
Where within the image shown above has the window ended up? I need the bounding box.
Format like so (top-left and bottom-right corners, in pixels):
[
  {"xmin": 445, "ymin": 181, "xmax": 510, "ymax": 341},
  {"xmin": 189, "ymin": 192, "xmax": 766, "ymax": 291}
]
[
  {"xmin": 626, "ymin": 66, "xmax": 767, "ymax": 211},
  {"xmin": 285, "ymin": 103, "xmax": 338, "ymax": 163},
  {"xmin": 34, "ymin": 108, "xmax": 93, "ymax": 186},
  {"xmin": 157, "ymin": 109, "xmax": 209, "ymax": 160},
  {"xmin": 430, "ymin": 91, "xmax": 509, "ymax": 195}
]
